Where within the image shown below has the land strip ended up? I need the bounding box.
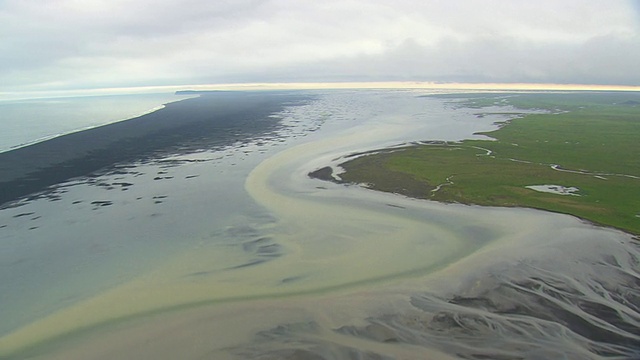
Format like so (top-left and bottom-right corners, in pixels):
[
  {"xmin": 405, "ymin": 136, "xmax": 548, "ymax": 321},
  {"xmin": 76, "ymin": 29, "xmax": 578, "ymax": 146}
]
[{"xmin": 312, "ymin": 92, "xmax": 640, "ymax": 235}]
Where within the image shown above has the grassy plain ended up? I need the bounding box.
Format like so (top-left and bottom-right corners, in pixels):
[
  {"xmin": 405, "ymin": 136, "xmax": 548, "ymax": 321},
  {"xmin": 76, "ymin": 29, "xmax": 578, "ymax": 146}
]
[{"xmin": 338, "ymin": 92, "xmax": 640, "ymax": 235}]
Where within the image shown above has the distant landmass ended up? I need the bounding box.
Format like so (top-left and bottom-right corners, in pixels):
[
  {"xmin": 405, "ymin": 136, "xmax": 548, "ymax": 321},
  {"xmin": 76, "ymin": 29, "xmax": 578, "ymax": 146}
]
[{"xmin": 174, "ymin": 90, "xmax": 237, "ymax": 95}]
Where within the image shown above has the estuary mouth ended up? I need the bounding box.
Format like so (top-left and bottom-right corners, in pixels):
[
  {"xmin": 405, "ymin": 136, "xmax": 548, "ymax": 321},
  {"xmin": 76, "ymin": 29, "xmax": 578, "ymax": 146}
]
[{"xmin": 1, "ymin": 90, "xmax": 638, "ymax": 360}]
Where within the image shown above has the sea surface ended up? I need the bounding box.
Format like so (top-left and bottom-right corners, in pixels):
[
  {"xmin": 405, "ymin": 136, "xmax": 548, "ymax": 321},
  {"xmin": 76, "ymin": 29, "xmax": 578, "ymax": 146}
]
[
  {"xmin": 0, "ymin": 93, "xmax": 192, "ymax": 153},
  {"xmin": 0, "ymin": 90, "xmax": 638, "ymax": 359}
]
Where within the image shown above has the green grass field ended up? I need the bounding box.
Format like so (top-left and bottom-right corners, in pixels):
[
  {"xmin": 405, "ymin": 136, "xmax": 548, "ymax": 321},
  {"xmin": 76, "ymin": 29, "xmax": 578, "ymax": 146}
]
[{"xmin": 338, "ymin": 92, "xmax": 640, "ymax": 235}]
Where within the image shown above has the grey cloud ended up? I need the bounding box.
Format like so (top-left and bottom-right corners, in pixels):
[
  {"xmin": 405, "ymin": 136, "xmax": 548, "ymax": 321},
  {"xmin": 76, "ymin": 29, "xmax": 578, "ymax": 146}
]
[
  {"xmin": 251, "ymin": 33, "xmax": 640, "ymax": 86},
  {"xmin": 1, "ymin": 0, "xmax": 639, "ymax": 93}
]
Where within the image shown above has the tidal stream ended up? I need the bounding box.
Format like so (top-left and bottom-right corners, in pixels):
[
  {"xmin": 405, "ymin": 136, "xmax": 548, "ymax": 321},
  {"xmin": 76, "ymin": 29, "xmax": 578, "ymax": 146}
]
[{"xmin": 0, "ymin": 90, "xmax": 637, "ymax": 359}]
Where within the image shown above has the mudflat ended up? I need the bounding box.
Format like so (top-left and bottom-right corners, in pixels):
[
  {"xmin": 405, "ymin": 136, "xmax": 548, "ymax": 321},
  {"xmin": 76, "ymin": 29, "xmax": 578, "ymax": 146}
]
[{"xmin": 0, "ymin": 91, "xmax": 307, "ymax": 206}]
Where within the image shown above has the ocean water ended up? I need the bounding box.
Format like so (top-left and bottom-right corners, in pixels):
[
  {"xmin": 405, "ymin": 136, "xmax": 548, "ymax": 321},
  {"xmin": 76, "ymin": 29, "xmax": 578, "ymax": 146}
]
[
  {"xmin": 0, "ymin": 93, "xmax": 191, "ymax": 152},
  {"xmin": 0, "ymin": 90, "xmax": 638, "ymax": 359}
]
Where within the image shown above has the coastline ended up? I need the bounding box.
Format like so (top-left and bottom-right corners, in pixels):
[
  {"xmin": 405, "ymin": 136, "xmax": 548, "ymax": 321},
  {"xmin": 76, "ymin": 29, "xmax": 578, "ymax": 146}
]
[
  {"xmin": 0, "ymin": 92, "xmax": 308, "ymax": 207},
  {"xmin": 241, "ymin": 93, "xmax": 640, "ymax": 358},
  {"xmin": 1, "ymin": 90, "xmax": 638, "ymax": 359},
  {"xmin": 311, "ymin": 92, "xmax": 640, "ymax": 235},
  {"xmin": 0, "ymin": 93, "xmax": 195, "ymax": 154},
  {"xmin": 0, "ymin": 91, "xmax": 314, "ymax": 355}
]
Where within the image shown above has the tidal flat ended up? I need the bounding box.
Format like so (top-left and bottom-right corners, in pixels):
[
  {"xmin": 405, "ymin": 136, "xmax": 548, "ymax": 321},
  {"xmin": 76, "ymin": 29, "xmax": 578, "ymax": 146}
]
[{"xmin": 0, "ymin": 90, "xmax": 638, "ymax": 359}]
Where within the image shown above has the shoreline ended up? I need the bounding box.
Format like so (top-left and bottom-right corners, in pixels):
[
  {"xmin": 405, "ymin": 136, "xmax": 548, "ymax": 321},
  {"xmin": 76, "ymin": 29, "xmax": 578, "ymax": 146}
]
[
  {"xmin": 238, "ymin": 94, "xmax": 640, "ymax": 358},
  {"xmin": 311, "ymin": 92, "xmax": 640, "ymax": 235},
  {"xmin": 0, "ymin": 93, "xmax": 195, "ymax": 154},
  {"xmin": 0, "ymin": 92, "xmax": 309, "ymax": 207},
  {"xmin": 2, "ymin": 90, "xmax": 639, "ymax": 359}
]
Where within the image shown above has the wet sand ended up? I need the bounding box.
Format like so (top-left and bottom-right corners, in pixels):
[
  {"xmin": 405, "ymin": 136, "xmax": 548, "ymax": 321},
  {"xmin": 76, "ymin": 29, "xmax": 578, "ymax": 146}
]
[{"xmin": 1, "ymin": 90, "xmax": 638, "ymax": 359}]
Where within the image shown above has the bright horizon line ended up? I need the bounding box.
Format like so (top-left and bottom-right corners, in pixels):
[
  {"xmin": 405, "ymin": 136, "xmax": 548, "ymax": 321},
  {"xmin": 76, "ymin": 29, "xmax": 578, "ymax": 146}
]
[{"xmin": 2, "ymin": 81, "xmax": 640, "ymax": 101}]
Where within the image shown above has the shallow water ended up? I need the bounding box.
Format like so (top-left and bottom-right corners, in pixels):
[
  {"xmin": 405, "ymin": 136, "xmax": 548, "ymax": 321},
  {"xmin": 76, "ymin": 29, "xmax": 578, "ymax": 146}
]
[{"xmin": 0, "ymin": 90, "xmax": 638, "ymax": 359}]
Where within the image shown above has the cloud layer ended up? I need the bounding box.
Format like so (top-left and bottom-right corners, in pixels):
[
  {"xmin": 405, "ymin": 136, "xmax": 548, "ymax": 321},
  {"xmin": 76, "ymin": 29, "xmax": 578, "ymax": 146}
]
[{"xmin": 1, "ymin": 0, "xmax": 639, "ymax": 93}]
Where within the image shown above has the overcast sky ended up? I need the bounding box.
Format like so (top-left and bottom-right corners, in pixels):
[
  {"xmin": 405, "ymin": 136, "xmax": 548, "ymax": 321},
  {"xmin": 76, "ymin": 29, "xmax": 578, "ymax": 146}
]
[{"xmin": 1, "ymin": 0, "xmax": 639, "ymax": 95}]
